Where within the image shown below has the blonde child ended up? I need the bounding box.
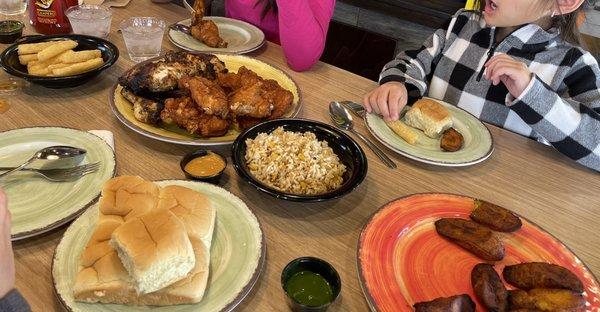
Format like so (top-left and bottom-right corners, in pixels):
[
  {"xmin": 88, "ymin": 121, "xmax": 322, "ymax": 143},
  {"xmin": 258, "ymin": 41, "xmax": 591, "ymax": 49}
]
[{"xmin": 364, "ymin": 0, "xmax": 600, "ymax": 171}]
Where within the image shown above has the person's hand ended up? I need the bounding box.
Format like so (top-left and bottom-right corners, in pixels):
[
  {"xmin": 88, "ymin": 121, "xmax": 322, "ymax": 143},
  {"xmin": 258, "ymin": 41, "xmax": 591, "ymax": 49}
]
[
  {"xmin": 484, "ymin": 53, "xmax": 533, "ymax": 99},
  {"xmin": 0, "ymin": 189, "xmax": 15, "ymax": 298},
  {"xmin": 363, "ymin": 81, "xmax": 408, "ymax": 121}
]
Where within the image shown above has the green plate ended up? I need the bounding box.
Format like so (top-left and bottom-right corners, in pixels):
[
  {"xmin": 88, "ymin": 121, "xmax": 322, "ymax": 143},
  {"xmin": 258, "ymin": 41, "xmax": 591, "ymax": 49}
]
[
  {"xmin": 365, "ymin": 98, "xmax": 494, "ymax": 167},
  {"xmin": 52, "ymin": 180, "xmax": 265, "ymax": 312},
  {"xmin": 0, "ymin": 127, "xmax": 116, "ymax": 240}
]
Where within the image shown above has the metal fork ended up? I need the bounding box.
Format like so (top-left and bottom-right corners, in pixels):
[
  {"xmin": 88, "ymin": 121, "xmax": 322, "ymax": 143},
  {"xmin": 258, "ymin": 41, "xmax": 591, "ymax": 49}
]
[
  {"xmin": 0, "ymin": 162, "xmax": 101, "ymax": 182},
  {"xmin": 340, "ymin": 101, "xmax": 367, "ymax": 119}
]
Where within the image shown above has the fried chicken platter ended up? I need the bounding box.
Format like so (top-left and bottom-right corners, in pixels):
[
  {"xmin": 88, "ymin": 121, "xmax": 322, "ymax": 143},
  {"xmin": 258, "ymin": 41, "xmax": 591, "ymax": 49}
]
[{"xmin": 113, "ymin": 51, "xmax": 298, "ymax": 142}]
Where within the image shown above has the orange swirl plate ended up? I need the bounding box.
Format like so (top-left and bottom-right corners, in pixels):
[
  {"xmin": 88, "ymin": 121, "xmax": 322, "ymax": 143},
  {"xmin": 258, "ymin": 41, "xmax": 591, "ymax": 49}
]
[{"xmin": 357, "ymin": 193, "xmax": 600, "ymax": 312}]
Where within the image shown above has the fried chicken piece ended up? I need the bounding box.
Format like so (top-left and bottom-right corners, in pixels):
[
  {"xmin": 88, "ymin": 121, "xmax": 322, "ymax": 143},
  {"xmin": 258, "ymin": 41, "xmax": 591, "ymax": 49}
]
[
  {"xmin": 471, "ymin": 263, "xmax": 508, "ymax": 312},
  {"xmin": 413, "ymin": 294, "xmax": 476, "ymax": 312},
  {"xmin": 470, "ymin": 199, "xmax": 522, "ymax": 232},
  {"xmin": 508, "ymin": 289, "xmax": 585, "ymax": 312},
  {"xmin": 182, "ymin": 76, "xmax": 229, "ymax": 119},
  {"xmin": 216, "ymin": 72, "xmax": 242, "ymax": 91},
  {"xmin": 440, "ymin": 127, "xmax": 464, "ymax": 152},
  {"xmin": 191, "ymin": 0, "xmax": 205, "ymax": 25},
  {"xmin": 435, "ymin": 218, "xmax": 505, "ymax": 261},
  {"xmin": 262, "ymin": 79, "xmax": 293, "ymax": 119},
  {"xmin": 191, "ymin": 20, "xmax": 228, "ymax": 48},
  {"xmin": 229, "ymin": 81, "xmax": 273, "ymax": 118},
  {"xmin": 160, "ymin": 97, "xmax": 230, "ymax": 137},
  {"xmin": 503, "ymin": 263, "xmax": 584, "ymax": 293},
  {"xmin": 236, "ymin": 116, "xmax": 264, "ymax": 131}
]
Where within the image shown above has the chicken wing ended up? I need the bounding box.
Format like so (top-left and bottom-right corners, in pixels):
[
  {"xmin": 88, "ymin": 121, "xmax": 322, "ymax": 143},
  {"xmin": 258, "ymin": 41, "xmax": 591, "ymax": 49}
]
[
  {"xmin": 160, "ymin": 96, "xmax": 230, "ymax": 137},
  {"xmin": 182, "ymin": 76, "xmax": 229, "ymax": 119}
]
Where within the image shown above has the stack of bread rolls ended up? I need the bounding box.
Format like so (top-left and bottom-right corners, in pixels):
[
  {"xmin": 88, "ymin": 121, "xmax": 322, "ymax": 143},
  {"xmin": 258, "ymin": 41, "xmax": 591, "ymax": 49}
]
[{"xmin": 73, "ymin": 176, "xmax": 216, "ymax": 306}]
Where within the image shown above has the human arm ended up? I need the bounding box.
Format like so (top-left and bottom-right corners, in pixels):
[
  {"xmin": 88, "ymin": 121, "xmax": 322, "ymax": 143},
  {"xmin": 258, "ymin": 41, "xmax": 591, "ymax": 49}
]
[{"xmin": 276, "ymin": 0, "xmax": 335, "ymax": 71}]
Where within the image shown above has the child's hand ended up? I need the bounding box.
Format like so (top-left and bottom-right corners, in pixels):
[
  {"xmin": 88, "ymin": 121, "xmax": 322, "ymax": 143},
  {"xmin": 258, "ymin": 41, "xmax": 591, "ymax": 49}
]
[
  {"xmin": 363, "ymin": 81, "xmax": 408, "ymax": 121},
  {"xmin": 484, "ymin": 53, "xmax": 533, "ymax": 99},
  {"xmin": 0, "ymin": 189, "xmax": 15, "ymax": 299}
]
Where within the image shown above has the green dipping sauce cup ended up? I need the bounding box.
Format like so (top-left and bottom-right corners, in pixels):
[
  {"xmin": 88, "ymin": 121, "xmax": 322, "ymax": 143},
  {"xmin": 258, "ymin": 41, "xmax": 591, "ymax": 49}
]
[{"xmin": 281, "ymin": 257, "xmax": 341, "ymax": 311}]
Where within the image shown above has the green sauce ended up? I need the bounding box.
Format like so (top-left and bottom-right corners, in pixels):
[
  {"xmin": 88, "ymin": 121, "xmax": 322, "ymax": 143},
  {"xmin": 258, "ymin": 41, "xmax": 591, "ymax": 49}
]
[{"xmin": 284, "ymin": 271, "xmax": 333, "ymax": 307}]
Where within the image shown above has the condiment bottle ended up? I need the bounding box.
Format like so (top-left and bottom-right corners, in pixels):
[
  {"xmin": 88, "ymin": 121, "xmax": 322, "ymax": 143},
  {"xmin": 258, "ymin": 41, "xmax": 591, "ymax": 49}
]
[{"xmin": 28, "ymin": 0, "xmax": 78, "ymax": 34}]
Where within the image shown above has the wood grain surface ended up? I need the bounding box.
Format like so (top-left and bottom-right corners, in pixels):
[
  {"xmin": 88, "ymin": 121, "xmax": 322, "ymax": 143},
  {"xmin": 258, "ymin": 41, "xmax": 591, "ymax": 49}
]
[{"xmin": 1, "ymin": 3, "xmax": 599, "ymax": 311}]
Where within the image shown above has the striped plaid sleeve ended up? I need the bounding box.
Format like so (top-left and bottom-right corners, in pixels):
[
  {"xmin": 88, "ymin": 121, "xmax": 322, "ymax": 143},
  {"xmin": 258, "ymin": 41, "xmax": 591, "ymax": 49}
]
[
  {"xmin": 378, "ymin": 27, "xmax": 448, "ymax": 95},
  {"xmin": 508, "ymin": 49, "xmax": 600, "ymax": 171}
]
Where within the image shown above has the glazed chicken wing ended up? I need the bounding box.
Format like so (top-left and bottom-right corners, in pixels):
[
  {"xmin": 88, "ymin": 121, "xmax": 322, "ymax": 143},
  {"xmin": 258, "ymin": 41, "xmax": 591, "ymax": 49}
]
[
  {"xmin": 181, "ymin": 76, "xmax": 229, "ymax": 119},
  {"xmin": 160, "ymin": 97, "xmax": 230, "ymax": 137}
]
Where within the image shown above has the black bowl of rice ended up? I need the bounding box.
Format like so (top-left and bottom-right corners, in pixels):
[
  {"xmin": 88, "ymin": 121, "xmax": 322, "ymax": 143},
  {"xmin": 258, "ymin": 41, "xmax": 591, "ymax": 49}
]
[{"xmin": 231, "ymin": 118, "xmax": 368, "ymax": 202}]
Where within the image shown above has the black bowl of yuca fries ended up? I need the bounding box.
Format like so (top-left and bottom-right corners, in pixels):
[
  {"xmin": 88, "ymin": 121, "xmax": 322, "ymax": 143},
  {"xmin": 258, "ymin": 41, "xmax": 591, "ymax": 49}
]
[{"xmin": 0, "ymin": 34, "xmax": 118, "ymax": 88}]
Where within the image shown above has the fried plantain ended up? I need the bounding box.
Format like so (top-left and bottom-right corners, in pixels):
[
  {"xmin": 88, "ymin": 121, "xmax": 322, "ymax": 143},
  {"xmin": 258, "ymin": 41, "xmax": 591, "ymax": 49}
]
[
  {"xmin": 413, "ymin": 294, "xmax": 476, "ymax": 312},
  {"xmin": 470, "ymin": 199, "xmax": 522, "ymax": 232},
  {"xmin": 503, "ymin": 262, "xmax": 584, "ymax": 293},
  {"xmin": 440, "ymin": 127, "xmax": 464, "ymax": 152},
  {"xmin": 471, "ymin": 263, "xmax": 508, "ymax": 312},
  {"xmin": 435, "ymin": 218, "xmax": 505, "ymax": 261},
  {"xmin": 508, "ymin": 289, "xmax": 585, "ymax": 312}
]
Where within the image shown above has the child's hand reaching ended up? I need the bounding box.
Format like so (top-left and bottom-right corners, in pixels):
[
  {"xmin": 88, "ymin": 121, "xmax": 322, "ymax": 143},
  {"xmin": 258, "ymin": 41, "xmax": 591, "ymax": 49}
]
[
  {"xmin": 484, "ymin": 53, "xmax": 533, "ymax": 99},
  {"xmin": 363, "ymin": 81, "xmax": 408, "ymax": 121}
]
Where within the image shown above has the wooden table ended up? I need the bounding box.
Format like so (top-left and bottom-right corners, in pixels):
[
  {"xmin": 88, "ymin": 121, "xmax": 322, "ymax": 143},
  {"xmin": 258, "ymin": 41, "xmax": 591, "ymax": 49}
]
[{"xmin": 2, "ymin": 3, "xmax": 599, "ymax": 312}]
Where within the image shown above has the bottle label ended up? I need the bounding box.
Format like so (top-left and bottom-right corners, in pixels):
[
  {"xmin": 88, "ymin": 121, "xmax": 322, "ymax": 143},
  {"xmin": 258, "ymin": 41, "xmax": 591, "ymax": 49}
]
[{"xmin": 35, "ymin": 0, "xmax": 54, "ymax": 9}]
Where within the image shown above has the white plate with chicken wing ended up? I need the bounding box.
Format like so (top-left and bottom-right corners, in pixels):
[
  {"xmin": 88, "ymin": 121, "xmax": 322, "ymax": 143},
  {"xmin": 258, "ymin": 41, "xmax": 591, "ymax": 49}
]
[
  {"xmin": 109, "ymin": 51, "xmax": 301, "ymax": 147},
  {"xmin": 169, "ymin": 17, "xmax": 265, "ymax": 54}
]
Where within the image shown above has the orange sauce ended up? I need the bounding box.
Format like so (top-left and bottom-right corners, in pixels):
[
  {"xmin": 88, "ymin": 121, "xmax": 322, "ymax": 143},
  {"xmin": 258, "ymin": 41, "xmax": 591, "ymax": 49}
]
[{"xmin": 184, "ymin": 152, "xmax": 225, "ymax": 177}]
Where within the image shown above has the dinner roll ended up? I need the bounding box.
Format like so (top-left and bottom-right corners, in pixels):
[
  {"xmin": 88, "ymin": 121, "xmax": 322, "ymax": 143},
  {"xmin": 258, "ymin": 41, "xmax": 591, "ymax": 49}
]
[
  {"xmin": 110, "ymin": 209, "xmax": 195, "ymax": 294},
  {"xmin": 99, "ymin": 176, "xmax": 160, "ymax": 219},
  {"xmin": 404, "ymin": 98, "xmax": 453, "ymax": 138}
]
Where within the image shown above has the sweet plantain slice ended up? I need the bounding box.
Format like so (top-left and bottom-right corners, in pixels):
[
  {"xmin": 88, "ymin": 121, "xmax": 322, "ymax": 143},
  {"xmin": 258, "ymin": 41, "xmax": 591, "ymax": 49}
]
[
  {"xmin": 470, "ymin": 199, "xmax": 522, "ymax": 232},
  {"xmin": 435, "ymin": 218, "xmax": 505, "ymax": 261},
  {"xmin": 471, "ymin": 263, "xmax": 508, "ymax": 312},
  {"xmin": 508, "ymin": 288, "xmax": 585, "ymax": 312},
  {"xmin": 503, "ymin": 262, "xmax": 584, "ymax": 293},
  {"xmin": 413, "ymin": 294, "xmax": 476, "ymax": 312}
]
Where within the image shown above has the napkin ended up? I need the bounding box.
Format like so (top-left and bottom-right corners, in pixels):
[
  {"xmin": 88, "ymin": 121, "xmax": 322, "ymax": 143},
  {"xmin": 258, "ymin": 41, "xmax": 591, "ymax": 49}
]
[{"xmin": 88, "ymin": 130, "xmax": 115, "ymax": 151}]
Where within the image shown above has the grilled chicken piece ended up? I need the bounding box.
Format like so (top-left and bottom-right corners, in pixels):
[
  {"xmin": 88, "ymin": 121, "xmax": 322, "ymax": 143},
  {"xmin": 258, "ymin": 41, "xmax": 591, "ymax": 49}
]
[
  {"xmin": 181, "ymin": 76, "xmax": 229, "ymax": 118},
  {"xmin": 508, "ymin": 289, "xmax": 585, "ymax": 312},
  {"xmin": 160, "ymin": 96, "xmax": 230, "ymax": 137},
  {"xmin": 470, "ymin": 200, "xmax": 522, "ymax": 232},
  {"xmin": 413, "ymin": 294, "xmax": 476, "ymax": 312},
  {"xmin": 471, "ymin": 263, "xmax": 508, "ymax": 312},
  {"xmin": 435, "ymin": 218, "xmax": 505, "ymax": 261},
  {"xmin": 503, "ymin": 263, "xmax": 584, "ymax": 293},
  {"xmin": 118, "ymin": 51, "xmax": 226, "ymax": 95},
  {"xmin": 120, "ymin": 88, "xmax": 163, "ymax": 125}
]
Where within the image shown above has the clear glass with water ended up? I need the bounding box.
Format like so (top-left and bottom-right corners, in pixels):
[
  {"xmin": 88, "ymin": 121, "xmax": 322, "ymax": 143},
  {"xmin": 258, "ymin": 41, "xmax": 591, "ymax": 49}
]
[
  {"xmin": 120, "ymin": 17, "xmax": 165, "ymax": 63},
  {"xmin": 0, "ymin": 0, "xmax": 27, "ymax": 16},
  {"xmin": 66, "ymin": 5, "xmax": 112, "ymax": 39}
]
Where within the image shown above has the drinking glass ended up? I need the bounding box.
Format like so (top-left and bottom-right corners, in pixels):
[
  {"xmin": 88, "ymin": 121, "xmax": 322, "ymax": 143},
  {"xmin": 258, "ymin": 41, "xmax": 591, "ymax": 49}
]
[
  {"xmin": 66, "ymin": 5, "xmax": 112, "ymax": 39},
  {"xmin": 119, "ymin": 17, "xmax": 165, "ymax": 63},
  {"xmin": 0, "ymin": 0, "xmax": 26, "ymax": 16}
]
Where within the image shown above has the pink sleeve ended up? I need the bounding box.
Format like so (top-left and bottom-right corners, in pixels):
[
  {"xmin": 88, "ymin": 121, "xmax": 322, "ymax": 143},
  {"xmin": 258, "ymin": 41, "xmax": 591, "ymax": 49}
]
[{"xmin": 276, "ymin": 0, "xmax": 336, "ymax": 72}]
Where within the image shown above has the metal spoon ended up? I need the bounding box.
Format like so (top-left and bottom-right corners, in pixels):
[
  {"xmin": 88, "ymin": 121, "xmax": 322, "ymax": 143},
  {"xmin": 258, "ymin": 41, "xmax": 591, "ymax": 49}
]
[
  {"xmin": 169, "ymin": 23, "xmax": 192, "ymax": 35},
  {"xmin": 0, "ymin": 146, "xmax": 87, "ymax": 180},
  {"xmin": 329, "ymin": 102, "xmax": 397, "ymax": 169}
]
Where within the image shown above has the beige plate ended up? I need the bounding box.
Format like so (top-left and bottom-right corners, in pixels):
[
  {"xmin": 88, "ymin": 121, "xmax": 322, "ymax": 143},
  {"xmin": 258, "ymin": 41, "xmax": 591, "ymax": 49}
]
[
  {"xmin": 168, "ymin": 17, "xmax": 265, "ymax": 54},
  {"xmin": 109, "ymin": 54, "xmax": 302, "ymax": 147},
  {"xmin": 52, "ymin": 180, "xmax": 265, "ymax": 312}
]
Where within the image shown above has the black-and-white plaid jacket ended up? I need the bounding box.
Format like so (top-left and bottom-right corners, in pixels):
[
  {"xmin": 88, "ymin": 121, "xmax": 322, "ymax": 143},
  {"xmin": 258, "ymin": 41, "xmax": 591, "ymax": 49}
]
[{"xmin": 380, "ymin": 9, "xmax": 600, "ymax": 172}]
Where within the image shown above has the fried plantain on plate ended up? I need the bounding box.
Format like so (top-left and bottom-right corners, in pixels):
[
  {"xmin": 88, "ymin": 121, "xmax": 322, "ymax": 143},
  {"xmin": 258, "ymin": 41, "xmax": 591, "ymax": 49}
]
[
  {"xmin": 471, "ymin": 263, "xmax": 508, "ymax": 312},
  {"xmin": 440, "ymin": 127, "xmax": 464, "ymax": 152},
  {"xmin": 508, "ymin": 288, "xmax": 585, "ymax": 312},
  {"xmin": 413, "ymin": 294, "xmax": 476, "ymax": 312},
  {"xmin": 503, "ymin": 262, "xmax": 584, "ymax": 293},
  {"xmin": 470, "ymin": 199, "xmax": 522, "ymax": 232},
  {"xmin": 435, "ymin": 218, "xmax": 505, "ymax": 261}
]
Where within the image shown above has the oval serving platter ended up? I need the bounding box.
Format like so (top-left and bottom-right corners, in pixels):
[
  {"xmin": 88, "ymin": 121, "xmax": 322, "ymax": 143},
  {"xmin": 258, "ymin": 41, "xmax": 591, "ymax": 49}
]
[
  {"xmin": 110, "ymin": 54, "xmax": 302, "ymax": 147},
  {"xmin": 365, "ymin": 98, "xmax": 494, "ymax": 167},
  {"xmin": 53, "ymin": 180, "xmax": 265, "ymax": 312},
  {"xmin": 357, "ymin": 193, "xmax": 600, "ymax": 312},
  {"xmin": 0, "ymin": 127, "xmax": 116, "ymax": 240}
]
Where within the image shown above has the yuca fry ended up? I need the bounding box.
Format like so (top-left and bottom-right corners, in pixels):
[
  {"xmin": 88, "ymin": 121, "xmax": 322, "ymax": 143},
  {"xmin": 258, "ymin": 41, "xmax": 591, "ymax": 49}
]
[
  {"xmin": 58, "ymin": 50, "xmax": 102, "ymax": 64},
  {"xmin": 37, "ymin": 40, "xmax": 78, "ymax": 61},
  {"xmin": 386, "ymin": 119, "xmax": 420, "ymax": 144},
  {"xmin": 28, "ymin": 51, "xmax": 69, "ymax": 71},
  {"xmin": 47, "ymin": 63, "xmax": 71, "ymax": 70},
  {"xmin": 28, "ymin": 67, "xmax": 50, "ymax": 76},
  {"xmin": 18, "ymin": 54, "xmax": 38, "ymax": 65},
  {"xmin": 17, "ymin": 41, "xmax": 64, "ymax": 55},
  {"xmin": 51, "ymin": 58, "xmax": 104, "ymax": 76}
]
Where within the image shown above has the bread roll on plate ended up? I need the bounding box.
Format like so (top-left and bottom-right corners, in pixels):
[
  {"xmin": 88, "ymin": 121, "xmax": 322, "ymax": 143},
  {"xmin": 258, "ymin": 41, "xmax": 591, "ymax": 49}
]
[{"xmin": 405, "ymin": 98, "xmax": 453, "ymax": 138}]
